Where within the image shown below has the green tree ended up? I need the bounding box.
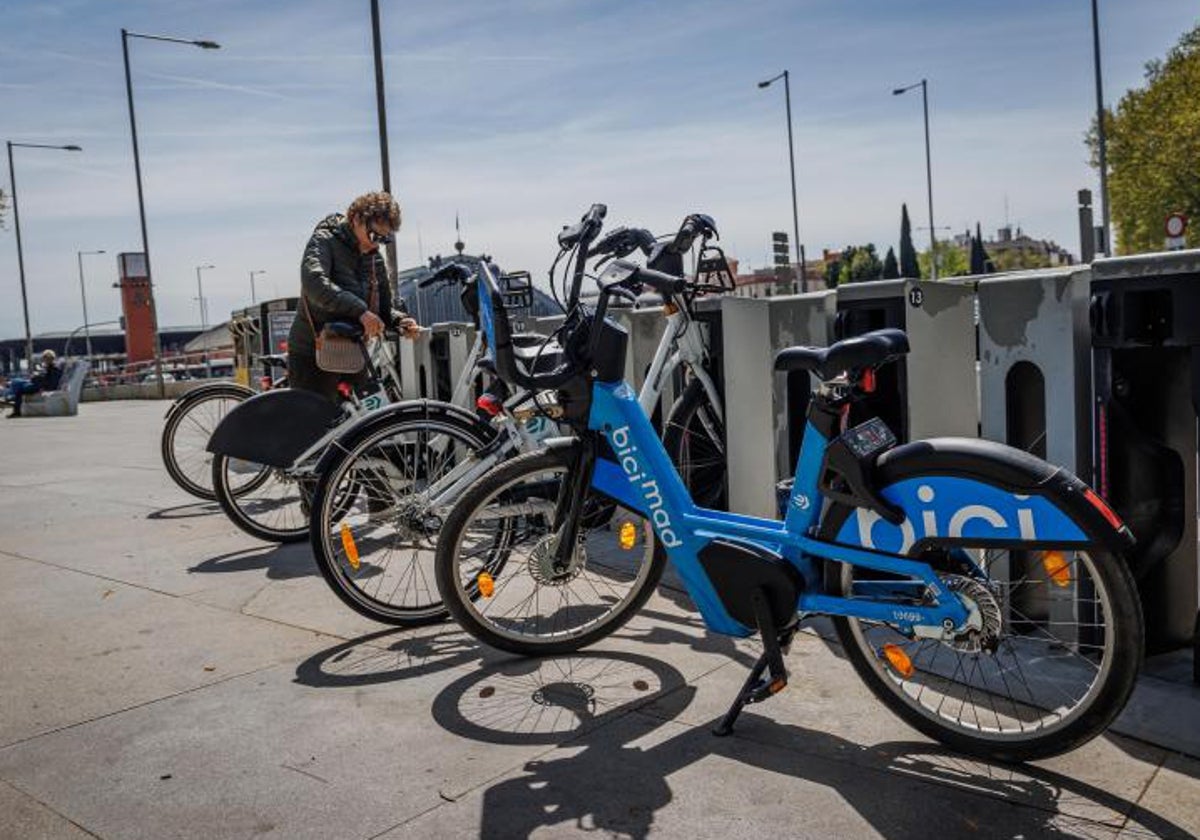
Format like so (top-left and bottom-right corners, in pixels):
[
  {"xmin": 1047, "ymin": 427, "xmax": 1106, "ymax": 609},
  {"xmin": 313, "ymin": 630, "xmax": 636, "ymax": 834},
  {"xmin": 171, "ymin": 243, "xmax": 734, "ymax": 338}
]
[
  {"xmin": 918, "ymin": 240, "xmax": 969, "ymax": 278},
  {"xmin": 898, "ymin": 204, "xmax": 920, "ymax": 277},
  {"xmin": 881, "ymin": 246, "xmax": 900, "ymax": 279},
  {"xmin": 1088, "ymin": 25, "xmax": 1200, "ymax": 253}
]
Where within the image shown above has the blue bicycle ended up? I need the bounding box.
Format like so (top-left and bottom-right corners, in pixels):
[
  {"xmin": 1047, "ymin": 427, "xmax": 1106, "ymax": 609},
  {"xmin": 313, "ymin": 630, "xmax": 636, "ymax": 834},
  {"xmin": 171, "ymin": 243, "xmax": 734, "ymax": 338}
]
[{"xmin": 434, "ymin": 222, "xmax": 1144, "ymax": 761}]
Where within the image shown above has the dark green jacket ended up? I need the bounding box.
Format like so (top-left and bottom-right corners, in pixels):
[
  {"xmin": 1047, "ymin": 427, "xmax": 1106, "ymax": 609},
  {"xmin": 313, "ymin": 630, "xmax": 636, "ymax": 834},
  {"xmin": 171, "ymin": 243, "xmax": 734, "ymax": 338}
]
[{"xmin": 288, "ymin": 214, "xmax": 405, "ymax": 356}]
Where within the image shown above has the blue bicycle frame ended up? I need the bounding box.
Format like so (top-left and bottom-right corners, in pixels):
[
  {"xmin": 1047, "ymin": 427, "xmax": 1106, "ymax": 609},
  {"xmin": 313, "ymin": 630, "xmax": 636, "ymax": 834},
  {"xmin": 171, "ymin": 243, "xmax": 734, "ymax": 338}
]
[{"xmin": 586, "ymin": 378, "xmax": 1091, "ymax": 640}]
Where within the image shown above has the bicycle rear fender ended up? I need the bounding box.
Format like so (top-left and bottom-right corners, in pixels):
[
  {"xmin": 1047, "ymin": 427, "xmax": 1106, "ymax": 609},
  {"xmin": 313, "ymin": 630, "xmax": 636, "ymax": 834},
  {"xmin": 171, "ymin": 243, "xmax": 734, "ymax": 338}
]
[
  {"xmin": 206, "ymin": 389, "xmax": 340, "ymax": 467},
  {"xmin": 821, "ymin": 438, "xmax": 1135, "ymax": 556},
  {"xmin": 312, "ymin": 399, "xmax": 494, "ymax": 476}
]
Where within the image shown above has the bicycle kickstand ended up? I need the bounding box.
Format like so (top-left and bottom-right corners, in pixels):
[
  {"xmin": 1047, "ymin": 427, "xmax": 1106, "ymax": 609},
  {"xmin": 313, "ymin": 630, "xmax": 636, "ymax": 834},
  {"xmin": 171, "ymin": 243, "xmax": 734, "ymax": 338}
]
[{"xmin": 712, "ymin": 588, "xmax": 793, "ymax": 737}]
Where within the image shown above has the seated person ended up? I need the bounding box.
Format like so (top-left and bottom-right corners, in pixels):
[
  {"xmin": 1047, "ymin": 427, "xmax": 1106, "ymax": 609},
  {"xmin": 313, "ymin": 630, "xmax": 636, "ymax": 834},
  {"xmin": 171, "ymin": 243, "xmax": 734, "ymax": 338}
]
[{"xmin": 7, "ymin": 350, "xmax": 63, "ymax": 418}]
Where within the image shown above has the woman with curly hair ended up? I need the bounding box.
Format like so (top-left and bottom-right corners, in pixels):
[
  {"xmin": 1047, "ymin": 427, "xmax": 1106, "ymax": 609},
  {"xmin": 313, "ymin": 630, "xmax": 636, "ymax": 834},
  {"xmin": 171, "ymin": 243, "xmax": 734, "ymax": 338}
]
[{"xmin": 287, "ymin": 191, "xmax": 420, "ymax": 402}]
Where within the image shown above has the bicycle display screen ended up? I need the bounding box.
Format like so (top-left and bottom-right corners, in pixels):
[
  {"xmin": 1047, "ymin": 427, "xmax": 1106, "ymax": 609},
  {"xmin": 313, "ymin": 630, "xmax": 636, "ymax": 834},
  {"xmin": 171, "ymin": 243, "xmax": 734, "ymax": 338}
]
[{"xmin": 839, "ymin": 417, "xmax": 896, "ymax": 459}]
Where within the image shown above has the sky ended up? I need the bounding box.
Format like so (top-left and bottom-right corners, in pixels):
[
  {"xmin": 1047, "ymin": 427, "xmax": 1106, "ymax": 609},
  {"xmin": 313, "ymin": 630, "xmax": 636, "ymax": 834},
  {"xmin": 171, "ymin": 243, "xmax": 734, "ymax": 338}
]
[{"xmin": 1, "ymin": 0, "xmax": 1197, "ymax": 339}]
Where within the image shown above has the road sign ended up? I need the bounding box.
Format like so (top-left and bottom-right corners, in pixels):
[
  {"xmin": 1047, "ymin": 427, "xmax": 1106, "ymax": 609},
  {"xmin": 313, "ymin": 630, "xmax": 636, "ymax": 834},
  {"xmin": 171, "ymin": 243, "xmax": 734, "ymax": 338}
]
[{"xmin": 1166, "ymin": 213, "xmax": 1188, "ymax": 251}]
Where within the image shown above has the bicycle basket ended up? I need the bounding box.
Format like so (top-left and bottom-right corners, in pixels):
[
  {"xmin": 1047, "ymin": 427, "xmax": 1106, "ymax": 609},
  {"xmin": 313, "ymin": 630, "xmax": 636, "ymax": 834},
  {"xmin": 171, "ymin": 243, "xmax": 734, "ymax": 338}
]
[
  {"xmin": 500, "ymin": 271, "xmax": 534, "ymax": 311},
  {"xmin": 693, "ymin": 245, "xmax": 736, "ymax": 294}
]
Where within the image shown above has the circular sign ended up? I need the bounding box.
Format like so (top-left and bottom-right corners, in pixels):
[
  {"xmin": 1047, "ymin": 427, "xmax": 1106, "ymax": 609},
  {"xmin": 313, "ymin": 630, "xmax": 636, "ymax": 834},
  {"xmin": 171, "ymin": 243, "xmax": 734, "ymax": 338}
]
[
  {"xmin": 1165, "ymin": 213, "xmax": 1187, "ymax": 238},
  {"xmin": 908, "ymin": 286, "xmax": 924, "ymax": 308}
]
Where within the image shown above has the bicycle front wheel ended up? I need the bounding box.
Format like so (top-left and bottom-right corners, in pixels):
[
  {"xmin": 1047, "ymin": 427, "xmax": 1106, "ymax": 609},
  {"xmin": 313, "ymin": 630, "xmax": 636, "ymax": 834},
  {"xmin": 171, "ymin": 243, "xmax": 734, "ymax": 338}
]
[
  {"xmin": 309, "ymin": 406, "xmax": 496, "ymax": 626},
  {"xmin": 435, "ymin": 445, "xmax": 667, "ymax": 656},
  {"xmin": 161, "ymin": 384, "xmax": 252, "ymax": 500},
  {"xmin": 823, "ymin": 505, "xmax": 1143, "ymax": 762}
]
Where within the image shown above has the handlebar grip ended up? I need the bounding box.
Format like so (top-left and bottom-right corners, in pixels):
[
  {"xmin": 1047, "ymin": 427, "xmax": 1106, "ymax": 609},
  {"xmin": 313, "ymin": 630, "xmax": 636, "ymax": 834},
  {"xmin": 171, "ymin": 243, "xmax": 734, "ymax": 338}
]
[{"xmin": 634, "ymin": 266, "xmax": 686, "ymax": 295}]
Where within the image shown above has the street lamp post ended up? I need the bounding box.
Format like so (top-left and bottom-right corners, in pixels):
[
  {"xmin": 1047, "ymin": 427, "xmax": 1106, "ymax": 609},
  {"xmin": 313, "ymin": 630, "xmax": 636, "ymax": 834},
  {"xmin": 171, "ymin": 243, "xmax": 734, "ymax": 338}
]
[
  {"xmin": 757, "ymin": 70, "xmax": 807, "ymax": 292},
  {"xmin": 893, "ymin": 79, "xmax": 937, "ymax": 279},
  {"xmin": 249, "ymin": 269, "xmax": 266, "ymax": 304},
  {"xmin": 6, "ymin": 141, "xmax": 83, "ymax": 370},
  {"xmin": 195, "ymin": 264, "xmax": 214, "ymax": 328},
  {"xmin": 121, "ymin": 28, "xmax": 219, "ymax": 394},
  {"xmin": 1090, "ymin": 0, "xmax": 1111, "ymax": 255},
  {"xmin": 76, "ymin": 249, "xmax": 107, "ymax": 359}
]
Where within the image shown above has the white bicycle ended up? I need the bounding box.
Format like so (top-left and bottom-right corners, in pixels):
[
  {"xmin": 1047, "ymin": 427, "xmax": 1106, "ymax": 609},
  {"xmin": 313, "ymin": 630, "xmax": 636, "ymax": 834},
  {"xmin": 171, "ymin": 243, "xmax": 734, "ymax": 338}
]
[{"xmin": 306, "ymin": 207, "xmax": 735, "ymax": 625}]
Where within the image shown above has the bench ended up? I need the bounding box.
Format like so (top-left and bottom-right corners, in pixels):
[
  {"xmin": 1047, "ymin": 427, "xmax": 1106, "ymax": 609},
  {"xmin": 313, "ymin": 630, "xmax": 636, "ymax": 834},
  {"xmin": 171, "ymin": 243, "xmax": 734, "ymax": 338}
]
[{"xmin": 22, "ymin": 359, "xmax": 91, "ymax": 417}]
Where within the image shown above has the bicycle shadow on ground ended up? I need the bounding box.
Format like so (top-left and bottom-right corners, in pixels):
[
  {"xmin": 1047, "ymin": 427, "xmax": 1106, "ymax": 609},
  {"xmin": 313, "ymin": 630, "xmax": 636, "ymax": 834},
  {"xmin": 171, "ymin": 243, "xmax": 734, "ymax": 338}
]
[
  {"xmin": 187, "ymin": 542, "xmax": 317, "ymax": 581},
  {"xmin": 430, "ymin": 651, "xmax": 1191, "ymax": 840},
  {"xmin": 146, "ymin": 501, "xmax": 224, "ymax": 520},
  {"xmin": 291, "ymin": 599, "xmax": 756, "ymax": 692}
]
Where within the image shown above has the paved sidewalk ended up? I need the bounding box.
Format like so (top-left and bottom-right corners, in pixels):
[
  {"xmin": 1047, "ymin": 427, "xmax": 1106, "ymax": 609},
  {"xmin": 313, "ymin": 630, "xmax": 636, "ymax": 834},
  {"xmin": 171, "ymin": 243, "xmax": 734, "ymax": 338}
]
[{"xmin": 0, "ymin": 401, "xmax": 1197, "ymax": 839}]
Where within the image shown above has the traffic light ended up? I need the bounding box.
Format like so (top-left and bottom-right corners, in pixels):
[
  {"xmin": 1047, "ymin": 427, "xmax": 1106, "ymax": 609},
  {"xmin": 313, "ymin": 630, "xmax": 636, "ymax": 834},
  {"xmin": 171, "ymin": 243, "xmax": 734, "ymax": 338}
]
[{"xmin": 772, "ymin": 231, "xmax": 790, "ymax": 268}]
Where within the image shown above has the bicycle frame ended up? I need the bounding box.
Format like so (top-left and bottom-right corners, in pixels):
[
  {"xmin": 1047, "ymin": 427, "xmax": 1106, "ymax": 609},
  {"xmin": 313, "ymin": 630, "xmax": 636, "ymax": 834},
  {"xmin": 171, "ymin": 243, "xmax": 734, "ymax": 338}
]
[{"xmin": 586, "ymin": 378, "xmax": 1092, "ymax": 640}]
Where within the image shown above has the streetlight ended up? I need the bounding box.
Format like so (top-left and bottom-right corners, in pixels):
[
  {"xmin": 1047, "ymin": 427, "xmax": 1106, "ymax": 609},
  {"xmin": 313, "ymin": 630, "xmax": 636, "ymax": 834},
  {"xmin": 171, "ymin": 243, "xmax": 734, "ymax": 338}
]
[
  {"xmin": 249, "ymin": 269, "xmax": 266, "ymax": 304},
  {"xmin": 757, "ymin": 70, "xmax": 808, "ymax": 292},
  {"xmin": 893, "ymin": 79, "xmax": 938, "ymax": 279},
  {"xmin": 1090, "ymin": 0, "xmax": 1111, "ymax": 255},
  {"xmin": 195, "ymin": 264, "xmax": 215, "ymax": 328},
  {"xmin": 76, "ymin": 249, "xmax": 107, "ymax": 359},
  {"xmin": 6, "ymin": 141, "xmax": 83, "ymax": 370},
  {"xmin": 122, "ymin": 28, "xmax": 220, "ymax": 394}
]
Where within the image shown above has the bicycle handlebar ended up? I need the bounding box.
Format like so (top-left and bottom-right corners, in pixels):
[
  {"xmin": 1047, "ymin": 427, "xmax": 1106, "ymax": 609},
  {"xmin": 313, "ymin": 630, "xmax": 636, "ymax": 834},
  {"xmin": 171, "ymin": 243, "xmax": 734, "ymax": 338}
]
[
  {"xmin": 557, "ymin": 203, "xmax": 607, "ymax": 250},
  {"xmin": 419, "ymin": 260, "xmax": 474, "ymax": 289}
]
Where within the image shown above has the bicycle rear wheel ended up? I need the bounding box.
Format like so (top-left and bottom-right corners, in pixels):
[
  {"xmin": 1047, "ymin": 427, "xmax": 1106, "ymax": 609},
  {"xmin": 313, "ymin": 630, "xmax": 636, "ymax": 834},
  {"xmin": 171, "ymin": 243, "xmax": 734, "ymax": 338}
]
[
  {"xmin": 435, "ymin": 445, "xmax": 666, "ymax": 656},
  {"xmin": 662, "ymin": 377, "xmax": 726, "ymax": 510},
  {"xmin": 823, "ymin": 508, "xmax": 1143, "ymax": 762},
  {"xmin": 161, "ymin": 384, "xmax": 252, "ymax": 500},
  {"xmin": 212, "ymin": 453, "xmax": 310, "ymax": 543},
  {"xmin": 309, "ymin": 405, "xmax": 496, "ymax": 626}
]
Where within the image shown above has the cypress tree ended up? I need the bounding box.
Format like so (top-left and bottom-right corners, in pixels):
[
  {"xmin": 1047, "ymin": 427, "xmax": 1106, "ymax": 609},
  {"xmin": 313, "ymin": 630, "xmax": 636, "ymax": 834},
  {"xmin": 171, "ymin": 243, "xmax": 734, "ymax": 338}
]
[
  {"xmin": 899, "ymin": 204, "xmax": 920, "ymax": 278},
  {"xmin": 882, "ymin": 246, "xmax": 900, "ymax": 279}
]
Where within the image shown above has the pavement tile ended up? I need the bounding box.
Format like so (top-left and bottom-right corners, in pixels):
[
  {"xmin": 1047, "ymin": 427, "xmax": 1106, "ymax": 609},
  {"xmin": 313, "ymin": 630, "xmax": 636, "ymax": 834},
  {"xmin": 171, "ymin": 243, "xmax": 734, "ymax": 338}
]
[
  {"xmin": 378, "ymin": 711, "xmax": 1123, "ymax": 840},
  {"xmin": 1120, "ymin": 752, "xmax": 1200, "ymax": 840},
  {"xmin": 636, "ymin": 625, "xmax": 1166, "ymax": 829},
  {"xmin": 0, "ymin": 552, "xmax": 331, "ymax": 746},
  {"xmin": 0, "ymin": 642, "xmax": 688, "ymax": 840},
  {"xmin": 0, "ymin": 779, "xmax": 98, "ymax": 840}
]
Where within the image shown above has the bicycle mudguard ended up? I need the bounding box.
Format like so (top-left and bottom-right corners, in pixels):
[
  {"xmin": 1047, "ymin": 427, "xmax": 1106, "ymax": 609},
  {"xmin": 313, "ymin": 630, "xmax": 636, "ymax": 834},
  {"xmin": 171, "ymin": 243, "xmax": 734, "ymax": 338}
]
[
  {"xmin": 820, "ymin": 437, "xmax": 1135, "ymax": 556},
  {"xmin": 206, "ymin": 389, "xmax": 340, "ymax": 467},
  {"xmin": 311, "ymin": 399, "xmax": 495, "ymax": 476}
]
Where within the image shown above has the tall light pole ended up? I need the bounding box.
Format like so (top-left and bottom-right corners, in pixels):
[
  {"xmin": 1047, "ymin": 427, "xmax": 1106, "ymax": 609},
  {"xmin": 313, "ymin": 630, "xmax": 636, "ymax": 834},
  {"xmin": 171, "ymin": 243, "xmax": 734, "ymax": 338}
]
[
  {"xmin": 195, "ymin": 264, "xmax": 215, "ymax": 328},
  {"xmin": 1090, "ymin": 0, "xmax": 1111, "ymax": 255},
  {"xmin": 757, "ymin": 70, "xmax": 807, "ymax": 292},
  {"xmin": 893, "ymin": 79, "xmax": 938, "ymax": 279},
  {"xmin": 122, "ymin": 28, "xmax": 220, "ymax": 394},
  {"xmin": 249, "ymin": 269, "xmax": 266, "ymax": 304},
  {"xmin": 6, "ymin": 141, "xmax": 83, "ymax": 370},
  {"xmin": 369, "ymin": 0, "xmax": 399, "ymax": 287},
  {"xmin": 76, "ymin": 249, "xmax": 107, "ymax": 359}
]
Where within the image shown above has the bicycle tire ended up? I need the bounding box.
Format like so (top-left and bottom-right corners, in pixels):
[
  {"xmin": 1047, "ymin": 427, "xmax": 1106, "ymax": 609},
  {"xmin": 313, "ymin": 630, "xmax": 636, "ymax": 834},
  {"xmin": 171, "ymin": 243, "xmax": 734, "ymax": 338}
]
[
  {"xmin": 662, "ymin": 376, "xmax": 727, "ymax": 510},
  {"xmin": 436, "ymin": 444, "xmax": 667, "ymax": 657},
  {"xmin": 160, "ymin": 383, "xmax": 253, "ymax": 500},
  {"xmin": 820, "ymin": 472, "xmax": 1143, "ymax": 763},
  {"xmin": 309, "ymin": 402, "xmax": 497, "ymax": 626},
  {"xmin": 211, "ymin": 452, "xmax": 310, "ymax": 543}
]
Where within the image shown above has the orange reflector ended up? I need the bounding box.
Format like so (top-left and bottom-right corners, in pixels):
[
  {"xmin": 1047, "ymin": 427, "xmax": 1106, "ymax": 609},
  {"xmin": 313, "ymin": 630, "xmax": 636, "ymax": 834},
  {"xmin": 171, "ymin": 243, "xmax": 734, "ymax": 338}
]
[
  {"xmin": 339, "ymin": 523, "xmax": 360, "ymax": 570},
  {"xmin": 618, "ymin": 521, "xmax": 638, "ymax": 550},
  {"xmin": 1042, "ymin": 550, "xmax": 1072, "ymax": 588},
  {"xmin": 477, "ymin": 572, "xmax": 495, "ymax": 598},
  {"xmin": 882, "ymin": 643, "xmax": 914, "ymax": 679}
]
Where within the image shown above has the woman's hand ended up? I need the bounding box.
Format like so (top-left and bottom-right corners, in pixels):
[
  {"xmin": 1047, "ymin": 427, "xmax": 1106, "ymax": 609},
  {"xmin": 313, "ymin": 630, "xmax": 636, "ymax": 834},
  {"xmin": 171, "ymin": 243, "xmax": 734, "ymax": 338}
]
[
  {"xmin": 398, "ymin": 317, "xmax": 421, "ymax": 340},
  {"xmin": 359, "ymin": 310, "xmax": 386, "ymax": 339}
]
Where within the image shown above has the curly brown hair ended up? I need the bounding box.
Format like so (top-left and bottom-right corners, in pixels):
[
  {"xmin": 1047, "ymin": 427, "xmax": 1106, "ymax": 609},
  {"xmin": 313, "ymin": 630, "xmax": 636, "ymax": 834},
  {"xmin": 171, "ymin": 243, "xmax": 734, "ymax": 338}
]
[{"xmin": 347, "ymin": 191, "xmax": 401, "ymax": 230}]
